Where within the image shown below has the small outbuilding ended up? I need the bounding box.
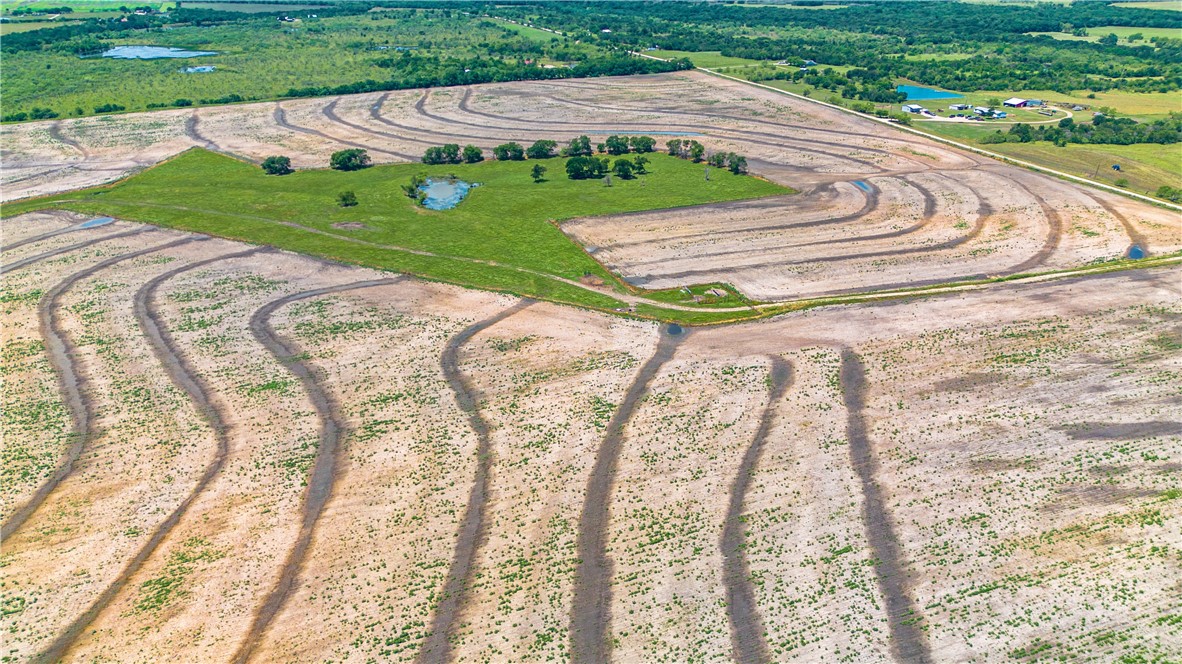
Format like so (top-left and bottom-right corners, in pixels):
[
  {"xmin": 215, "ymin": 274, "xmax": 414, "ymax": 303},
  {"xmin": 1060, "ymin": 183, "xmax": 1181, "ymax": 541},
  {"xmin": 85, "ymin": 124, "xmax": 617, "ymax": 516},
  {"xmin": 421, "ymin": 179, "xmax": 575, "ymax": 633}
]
[
  {"xmin": 1002, "ymin": 98, "xmax": 1028, "ymax": 108},
  {"xmin": 902, "ymin": 103, "xmax": 924, "ymax": 114}
]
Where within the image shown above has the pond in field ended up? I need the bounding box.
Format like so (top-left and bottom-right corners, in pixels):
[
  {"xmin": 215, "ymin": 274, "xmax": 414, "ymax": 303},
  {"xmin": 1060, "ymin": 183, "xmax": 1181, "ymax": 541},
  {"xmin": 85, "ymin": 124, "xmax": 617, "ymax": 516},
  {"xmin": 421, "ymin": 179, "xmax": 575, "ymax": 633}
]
[
  {"xmin": 896, "ymin": 84, "xmax": 964, "ymax": 100},
  {"xmin": 419, "ymin": 178, "xmax": 477, "ymax": 210},
  {"xmin": 101, "ymin": 45, "xmax": 217, "ymax": 59}
]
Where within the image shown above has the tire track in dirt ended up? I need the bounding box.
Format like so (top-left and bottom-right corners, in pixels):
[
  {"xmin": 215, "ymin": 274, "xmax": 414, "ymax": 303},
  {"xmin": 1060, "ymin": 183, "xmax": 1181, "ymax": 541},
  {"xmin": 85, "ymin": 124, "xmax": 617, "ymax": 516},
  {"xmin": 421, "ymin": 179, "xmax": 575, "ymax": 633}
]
[
  {"xmin": 631, "ymin": 180, "xmax": 994, "ymax": 283},
  {"xmin": 419, "ymin": 89, "xmax": 892, "ymax": 174},
  {"xmin": 372, "ymin": 92, "xmax": 531, "ymax": 143},
  {"xmin": 184, "ymin": 112, "xmax": 219, "ymax": 151},
  {"xmin": 2, "ymin": 235, "xmax": 201, "ymax": 543},
  {"xmin": 595, "ymin": 181, "xmax": 879, "ymax": 253},
  {"xmin": 232, "ymin": 277, "xmax": 404, "ymax": 664},
  {"xmin": 321, "ymin": 99, "xmax": 437, "ymax": 150},
  {"xmin": 998, "ymin": 176, "xmax": 1064, "ymax": 275},
  {"xmin": 272, "ymin": 103, "xmax": 417, "ymax": 161},
  {"xmin": 2, "ymin": 225, "xmax": 82, "ymax": 253},
  {"xmin": 722, "ymin": 356, "xmax": 792, "ymax": 664},
  {"xmin": 621, "ymin": 178, "xmax": 931, "ymax": 268},
  {"xmin": 570, "ymin": 325, "xmax": 686, "ymax": 663},
  {"xmin": 48, "ymin": 121, "xmax": 89, "ymax": 158},
  {"xmin": 34, "ymin": 245, "xmax": 265, "ymax": 664},
  {"xmin": 1084, "ymin": 191, "xmax": 1149, "ymax": 255},
  {"xmin": 840, "ymin": 350, "xmax": 930, "ymax": 664},
  {"xmin": 417, "ymin": 300, "xmax": 535, "ymax": 664},
  {"xmin": 1, "ymin": 227, "xmax": 150, "ymax": 274}
]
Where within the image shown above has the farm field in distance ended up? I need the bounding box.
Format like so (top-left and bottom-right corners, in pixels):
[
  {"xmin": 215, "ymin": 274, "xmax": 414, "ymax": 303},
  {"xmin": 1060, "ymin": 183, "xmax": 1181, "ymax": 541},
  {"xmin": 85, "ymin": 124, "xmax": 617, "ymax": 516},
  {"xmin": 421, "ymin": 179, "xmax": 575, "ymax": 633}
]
[{"xmin": 2, "ymin": 1, "xmax": 1181, "ymax": 663}]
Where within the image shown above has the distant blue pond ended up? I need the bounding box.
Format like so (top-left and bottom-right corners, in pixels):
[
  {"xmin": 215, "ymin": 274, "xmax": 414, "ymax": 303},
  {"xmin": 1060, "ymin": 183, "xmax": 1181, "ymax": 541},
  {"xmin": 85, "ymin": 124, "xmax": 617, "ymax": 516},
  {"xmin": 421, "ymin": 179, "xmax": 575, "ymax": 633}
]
[
  {"xmin": 184, "ymin": 65, "xmax": 216, "ymax": 73},
  {"xmin": 897, "ymin": 84, "xmax": 964, "ymax": 101},
  {"xmin": 1127, "ymin": 244, "xmax": 1146, "ymax": 259},
  {"xmin": 419, "ymin": 178, "xmax": 476, "ymax": 210},
  {"xmin": 852, "ymin": 180, "xmax": 872, "ymax": 193},
  {"xmin": 101, "ymin": 46, "xmax": 217, "ymax": 59}
]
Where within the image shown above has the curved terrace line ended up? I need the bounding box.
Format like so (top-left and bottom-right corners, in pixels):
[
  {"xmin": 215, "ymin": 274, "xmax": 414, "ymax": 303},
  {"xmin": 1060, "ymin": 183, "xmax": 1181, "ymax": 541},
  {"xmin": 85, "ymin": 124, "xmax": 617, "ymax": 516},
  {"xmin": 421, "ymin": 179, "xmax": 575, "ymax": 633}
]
[
  {"xmin": 34, "ymin": 245, "xmax": 265, "ymax": 664},
  {"xmin": 1, "ymin": 227, "xmax": 150, "ymax": 274},
  {"xmin": 48, "ymin": 121, "xmax": 89, "ymax": 158},
  {"xmin": 2, "ymin": 234, "xmax": 199, "ymax": 543},
  {"xmin": 997, "ymin": 174, "xmax": 1065, "ymax": 275},
  {"xmin": 409, "ymin": 88, "xmax": 891, "ymax": 174},
  {"xmin": 722, "ymin": 356, "xmax": 793, "ymax": 664},
  {"xmin": 417, "ymin": 300, "xmax": 535, "ymax": 664},
  {"xmin": 232, "ymin": 277, "xmax": 404, "ymax": 664},
  {"xmin": 321, "ymin": 98, "xmax": 438, "ymax": 150},
  {"xmin": 840, "ymin": 349, "xmax": 931, "ymax": 664},
  {"xmin": 272, "ymin": 103, "xmax": 418, "ymax": 161},
  {"xmin": 570, "ymin": 325, "xmax": 685, "ymax": 663}
]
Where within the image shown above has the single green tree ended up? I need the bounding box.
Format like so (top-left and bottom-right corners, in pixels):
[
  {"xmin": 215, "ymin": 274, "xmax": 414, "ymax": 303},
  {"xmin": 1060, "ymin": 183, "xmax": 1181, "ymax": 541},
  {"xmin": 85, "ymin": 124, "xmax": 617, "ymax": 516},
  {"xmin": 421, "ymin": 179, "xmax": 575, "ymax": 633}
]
[
  {"xmin": 330, "ymin": 148, "xmax": 370, "ymax": 171},
  {"xmin": 462, "ymin": 144, "xmax": 484, "ymax": 163},
  {"xmin": 261, "ymin": 155, "xmax": 293, "ymax": 176},
  {"xmin": 531, "ymin": 163, "xmax": 547, "ymax": 182},
  {"xmin": 493, "ymin": 142, "xmax": 525, "ymax": 161},
  {"xmin": 612, "ymin": 158, "xmax": 635, "ymax": 179},
  {"xmin": 633, "ymin": 154, "xmax": 649, "ymax": 174},
  {"xmin": 338, "ymin": 190, "xmax": 358, "ymax": 207},
  {"xmin": 526, "ymin": 139, "xmax": 558, "ymax": 159},
  {"xmin": 688, "ymin": 141, "xmax": 706, "ymax": 163},
  {"xmin": 441, "ymin": 143, "xmax": 461, "ymax": 164},
  {"xmin": 666, "ymin": 138, "xmax": 683, "ymax": 157},
  {"xmin": 727, "ymin": 153, "xmax": 748, "ymax": 175}
]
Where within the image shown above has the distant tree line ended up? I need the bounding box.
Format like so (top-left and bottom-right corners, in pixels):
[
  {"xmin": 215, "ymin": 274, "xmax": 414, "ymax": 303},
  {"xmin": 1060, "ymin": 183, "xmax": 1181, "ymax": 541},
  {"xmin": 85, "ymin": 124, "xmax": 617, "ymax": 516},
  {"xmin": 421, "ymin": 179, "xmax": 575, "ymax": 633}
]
[{"xmin": 980, "ymin": 113, "xmax": 1182, "ymax": 146}]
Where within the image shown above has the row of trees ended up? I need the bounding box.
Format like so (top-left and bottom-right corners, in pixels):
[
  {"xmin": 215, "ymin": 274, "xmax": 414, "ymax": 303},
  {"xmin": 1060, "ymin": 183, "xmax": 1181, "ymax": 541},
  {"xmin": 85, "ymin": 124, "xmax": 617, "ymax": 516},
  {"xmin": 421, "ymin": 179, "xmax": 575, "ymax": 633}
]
[
  {"xmin": 422, "ymin": 136, "xmax": 667, "ymax": 164},
  {"xmin": 565, "ymin": 154, "xmax": 650, "ymax": 180},
  {"xmin": 980, "ymin": 114, "xmax": 1182, "ymax": 147},
  {"xmin": 422, "ymin": 143, "xmax": 485, "ymax": 164}
]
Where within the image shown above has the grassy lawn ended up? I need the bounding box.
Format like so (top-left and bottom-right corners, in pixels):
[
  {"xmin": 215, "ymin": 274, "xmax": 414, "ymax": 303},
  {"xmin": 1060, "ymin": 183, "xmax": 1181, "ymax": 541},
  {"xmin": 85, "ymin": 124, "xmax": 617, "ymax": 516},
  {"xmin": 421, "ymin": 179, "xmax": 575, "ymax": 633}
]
[
  {"xmin": 2, "ymin": 149, "xmax": 790, "ymax": 320},
  {"xmin": 648, "ymin": 50, "xmax": 767, "ymax": 68}
]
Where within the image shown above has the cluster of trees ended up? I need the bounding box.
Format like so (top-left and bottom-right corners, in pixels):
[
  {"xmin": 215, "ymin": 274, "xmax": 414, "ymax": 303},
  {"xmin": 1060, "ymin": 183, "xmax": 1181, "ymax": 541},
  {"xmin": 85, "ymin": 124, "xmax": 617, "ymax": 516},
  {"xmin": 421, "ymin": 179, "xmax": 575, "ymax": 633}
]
[
  {"xmin": 600, "ymin": 134, "xmax": 657, "ymax": 155},
  {"xmin": 491, "ymin": 1, "xmax": 1180, "ymax": 95},
  {"xmin": 421, "ymin": 143, "xmax": 485, "ymax": 164},
  {"xmin": 1155, "ymin": 186, "xmax": 1182, "ymax": 204},
  {"xmin": 980, "ymin": 114, "xmax": 1182, "ymax": 147},
  {"xmin": 330, "ymin": 148, "xmax": 371, "ymax": 171},
  {"xmin": 666, "ymin": 139, "xmax": 748, "ymax": 173},
  {"xmin": 284, "ymin": 53, "xmax": 691, "ymax": 102},
  {"xmin": 2, "ymin": 107, "xmax": 58, "ymax": 122},
  {"xmin": 565, "ymin": 154, "xmax": 648, "ymax": 180}
]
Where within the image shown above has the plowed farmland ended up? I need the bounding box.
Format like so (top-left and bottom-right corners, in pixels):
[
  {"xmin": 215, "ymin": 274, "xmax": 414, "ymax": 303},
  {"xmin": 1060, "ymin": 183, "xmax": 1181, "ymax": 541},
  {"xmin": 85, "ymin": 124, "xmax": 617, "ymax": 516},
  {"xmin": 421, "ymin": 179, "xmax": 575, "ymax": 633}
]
[{"xmin": 2, "ymin": 70, "xmax": 1180, "ymax": 663}]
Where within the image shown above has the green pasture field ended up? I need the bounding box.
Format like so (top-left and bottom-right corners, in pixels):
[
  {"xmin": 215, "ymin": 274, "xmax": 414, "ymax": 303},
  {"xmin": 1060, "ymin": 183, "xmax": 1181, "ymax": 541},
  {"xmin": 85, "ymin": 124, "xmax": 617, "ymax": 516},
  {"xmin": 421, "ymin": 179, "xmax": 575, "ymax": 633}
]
[
  {"xmin": 1111, "ymin": 1, "xmax": 1181, "ymax": 9},
  {"xmin": 647, "ymin": 50, "xmax": 767, "ymax": 68},
  {"xmin": 1028, "ymin": 26, "xmax": 1182, "ymax": 44},
  {"xmin": 1, "ymin": 149, "xmax": 791, "ymax": 322},
  {"xmin": 0, "ymin": 11, "xmax": 542, "ymax": 118},
  {"xmin": 0, "ymin": 18, "xmax": 75, "ymax": 32},
  {"xmin": 0, "ymin": 0, "xmax": 172, "ymax": 11},
  {"xmin": 182, "ymin": 2, "xmax": 326, "ymax": 12},
  {"xmin": 917, "ymin": 121, "xmax": 1181, "ymax": 192}
]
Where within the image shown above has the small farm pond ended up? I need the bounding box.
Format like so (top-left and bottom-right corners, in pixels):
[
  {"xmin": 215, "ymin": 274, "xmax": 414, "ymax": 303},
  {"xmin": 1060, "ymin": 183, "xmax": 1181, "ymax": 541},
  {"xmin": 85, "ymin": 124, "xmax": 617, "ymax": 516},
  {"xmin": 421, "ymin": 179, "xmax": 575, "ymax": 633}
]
[
  {"xmin": 896, "ymin": 84, "xmax": 964, "ymax": 100},
  {"xmin": 101, "ymin": 46, "xmax": 218, "ymax": 59},
  {"xmin": 419, "ymin": 178, "xmax": 477, "ymax": 210}
]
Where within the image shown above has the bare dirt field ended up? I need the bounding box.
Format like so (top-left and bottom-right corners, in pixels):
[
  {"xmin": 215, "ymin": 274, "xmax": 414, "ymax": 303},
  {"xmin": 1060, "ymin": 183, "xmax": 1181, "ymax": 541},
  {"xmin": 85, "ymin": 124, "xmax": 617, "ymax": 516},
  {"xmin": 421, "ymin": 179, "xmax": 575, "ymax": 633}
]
[
  {"xmin": 2, "ymin": 70, "xmax": 1180, "ymax": 663},
  {"xmin": 2, "ymin": 212, "xmax": 1179, "ymax": 662},
  {"xmin": 4, "ymin": 72, "xmax": 1177, "ymax": 302}
]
